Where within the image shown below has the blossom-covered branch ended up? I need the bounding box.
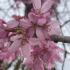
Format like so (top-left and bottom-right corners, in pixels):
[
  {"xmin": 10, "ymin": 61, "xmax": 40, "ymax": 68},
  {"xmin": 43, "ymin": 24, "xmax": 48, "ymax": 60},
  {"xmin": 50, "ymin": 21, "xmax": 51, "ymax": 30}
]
[
  {"xmin": 5, "ymin": 28, "xmax": 70, "ymax": 43},
  {"xmin": 0, "ymin": 0, "xmax": 65, "ymax": 70},
  {"xmin": 24, "ymin": 2, "xmax": 70, "ymax": 43}
]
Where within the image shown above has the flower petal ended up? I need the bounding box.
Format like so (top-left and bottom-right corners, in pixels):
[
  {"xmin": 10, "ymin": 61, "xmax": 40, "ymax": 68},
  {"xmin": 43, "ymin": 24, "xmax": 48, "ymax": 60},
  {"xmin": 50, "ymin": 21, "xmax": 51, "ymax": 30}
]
[
  {"xmin": 29, "ymin": 38, "xmax": 40, "ymax": 46},
  {"xmin": 0, "ymin": 39, "xmax": 4, "ymax": 49},
  {"xmin": 8, "ymin": 40, "xmax": 21, "ymax": 53},
  {"xmin": 32, "ymin": 0, "xmax": 41, "ymax": 10},
  {"xmin": 10, "ymin": 34, "xmax": 23, "ymax": 41},
  {"xmin": 0, "ymin": 28, "xmax": 8, "ymax": 38},
  {"xmin": 38, "ymin": 18, "xmax": 47, "ymax": 26},
  {"xmin": 0, "ymin": 52, "xmax": 7, "ymax": 60},
  {"xmin": 41, "ymin": 0, "xmax": 54, "ymax": 13},
  {"xmin": 32, "ymin": 58, "xmax": 44, "ymax": 70},
  {"xmin": 47, "ymin": 20, "xmax": 62, "ymax": 36},
  {"xmin": 7, "ymin": 20, "xmax": 19, "ymax": 28},
  {"xmin": 27, "ymin": 27, "xmax": 35, "ymax": 37},
  {"xmin": 36, "ymin": 27, "xmax": 45, "ymax": 40},
  {"xmin": 20, "ymin": 43, "xmax": 31, "ymax": 58},
  {"xmin": 20, "ymin": 18, "xmax": 32, "ymax": 29},
  {"xmin": 28, "ymin": 12, "xmax": 38, "ymax": 23}
]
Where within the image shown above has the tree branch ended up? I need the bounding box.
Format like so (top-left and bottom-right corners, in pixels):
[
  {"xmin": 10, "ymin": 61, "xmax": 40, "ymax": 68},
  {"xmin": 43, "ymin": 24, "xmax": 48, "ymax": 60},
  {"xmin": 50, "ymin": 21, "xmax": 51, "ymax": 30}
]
[{"xmin": 51, "ymin": 35, "xmax": 70, "ymax": 43}]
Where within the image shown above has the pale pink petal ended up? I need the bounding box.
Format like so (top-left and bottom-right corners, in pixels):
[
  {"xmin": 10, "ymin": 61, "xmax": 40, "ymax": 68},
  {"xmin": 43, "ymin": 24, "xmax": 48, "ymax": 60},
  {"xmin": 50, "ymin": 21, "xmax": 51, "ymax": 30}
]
[
  {"xmin": 7, "ymin": 20, "xmax": 19, "ymax": 28},
  {"xmin": 38, "ymin": 18, "xmax": 47, "ymax": 26},
  {"xmin": 47, "ymin": 20, "xmax": 62, "ymax": 36},
  {"xmin": 20, "ymin": 18, "xmax": 32, "ymax": 29},
  {"xmin": 43, "ymin": 12, "xmax": 51, "ymax": 18},
  {"xmin": 0, "ymin": 28, "xmax": 8, "ymax": 38},
  {"xmin": 0, "ymin": 39, "xmax": 10, "ymax": 49},
  {"xmin": 20, "ymin": 43, "xmax": 31, "ymax": 58},
  {"xmin": 28, "ymin": 12, "xmax": 38, "ymax": 23},
  {"xmin": 32, "ymin": 0, "xmax": 41, "ymax": 10},
  {"xmin": 0, "ymin": 52, "xmax": 7, "ymax": 60},
  {"xmin": 47, "ymin": 63, "xmax": 53, "ymax": 70},
  {"xmin": 0, "ymin": 19, "xmax": 6, "ymax": 28},
  {"xmin": 36, "ymin": 27, "xmax": 45, "ymax": 40},
  {"xmin": 0, "ymin": 39, "xmax": 4, "ymax": 49},
  {"xmin": 8, "ymin": 40, "xmax": 21, "ymax": 53},
  {"xmin": 53, "ymin": 52, "xmax": 62, "ymax": 62},
  {"xmin": 10, "ymin": 34, "xmax": 23, "ymax": 41},
  {"xmin": 43, "ymin": 28, "xmax": 50, "ymax": 39},
  {"xmin": 27, "ymin": 27, "xmax": 35, "ymax": 37},
  {"xmin": 32, "ymin": 58, "xmax": 44, "ymax": 70},
  {"xmin": 41, "ymin": 0, "xmax": 54, "ymax": 13},
  {"xmin": 29, "ymin": 38, "xmax": 40, "ymax": 46},
  {"xmin": 4, "ymin": 53, "xmax": 16, "ymax": 63},
  {"xmin": 4, "ymin": 41, "xmax": 11, "ymax": 48}
]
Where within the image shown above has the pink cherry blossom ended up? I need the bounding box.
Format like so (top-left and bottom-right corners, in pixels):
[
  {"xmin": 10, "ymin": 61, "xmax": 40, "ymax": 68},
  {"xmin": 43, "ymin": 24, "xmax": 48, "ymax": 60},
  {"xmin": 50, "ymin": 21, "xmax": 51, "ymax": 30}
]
[
  {"xmin": 28, "ymin": 0, "xmax": 61, "ymax": 40},
  {"xmin": 0, "ymin": 17, "xmax": 62, "ymax": 70},
  {"xmin": 0, "ymin": 0, "xmax": 63, "ymax": 70},
  {"xmin": 23, "ymin": 38, "xmax": 63, "ymax": 70},
  {"xmin": 0, "ymin": 18, "xmax": 32, "ymax": 62},
  {"xmin": 28, "ymin": 0, "xmax": 57, "ymax": 25}
]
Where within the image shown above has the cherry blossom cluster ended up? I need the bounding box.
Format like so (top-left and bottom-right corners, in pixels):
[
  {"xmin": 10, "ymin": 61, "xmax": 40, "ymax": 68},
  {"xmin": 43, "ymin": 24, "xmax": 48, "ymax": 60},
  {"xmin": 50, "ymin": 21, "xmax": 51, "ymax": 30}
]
[{"xmin": 0, "ymin": 0, "xmax": 63, "ymax": 70}]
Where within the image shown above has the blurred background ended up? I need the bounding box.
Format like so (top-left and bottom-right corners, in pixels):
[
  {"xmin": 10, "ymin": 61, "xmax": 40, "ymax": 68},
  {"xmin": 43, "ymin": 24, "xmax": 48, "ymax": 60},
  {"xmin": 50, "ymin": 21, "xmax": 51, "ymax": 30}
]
[{"xmin": 0, "ymin": 0, "xmax": 70, "ymax": 70}]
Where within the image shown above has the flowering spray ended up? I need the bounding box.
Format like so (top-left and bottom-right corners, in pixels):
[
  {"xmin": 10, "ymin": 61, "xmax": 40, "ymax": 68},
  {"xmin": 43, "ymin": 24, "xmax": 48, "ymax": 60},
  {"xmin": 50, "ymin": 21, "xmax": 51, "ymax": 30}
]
[{"xmin": 0, "ymin": 0, "xmax": 63, "ymax": 70}]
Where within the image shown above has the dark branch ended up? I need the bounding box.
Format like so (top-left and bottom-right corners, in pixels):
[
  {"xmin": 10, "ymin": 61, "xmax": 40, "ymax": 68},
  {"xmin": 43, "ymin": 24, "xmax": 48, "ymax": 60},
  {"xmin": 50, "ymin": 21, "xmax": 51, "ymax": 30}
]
[
  {"xmin": 51, "ymin": 35, "xmax": 70, "ymax": 43},
  {"xmin": 61, "ymin": 20, "xmax": 70, "ymax": 27}
]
